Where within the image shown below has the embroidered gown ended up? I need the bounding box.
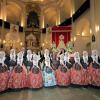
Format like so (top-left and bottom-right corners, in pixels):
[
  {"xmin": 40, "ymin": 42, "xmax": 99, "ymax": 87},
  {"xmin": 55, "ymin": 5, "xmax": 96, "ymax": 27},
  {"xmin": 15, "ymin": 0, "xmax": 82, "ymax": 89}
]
[
  {"xmin": 71, "ymin": 53, "xmax": 83, "ymax": 85},
  {"xmin": 56, "ymin": 53, "xmax": 71, "ymax": 86},
  {"xmin": 0, "ymin": 51, "xmax": 9, "ymax": 92},
  {"xmin": 28, "ymin": 53, "xmax": 43, "ymax": 89},
  {"xmin": 88, "ymin": 56, "xmax": 100, "ymax": 87},
  {"xmin": 8, "ymin": 52, "xmax": 27, "ymax": 89},
  {"xmin": 80, "ymin": 56, "xmax": 91, "ymax": 85}
]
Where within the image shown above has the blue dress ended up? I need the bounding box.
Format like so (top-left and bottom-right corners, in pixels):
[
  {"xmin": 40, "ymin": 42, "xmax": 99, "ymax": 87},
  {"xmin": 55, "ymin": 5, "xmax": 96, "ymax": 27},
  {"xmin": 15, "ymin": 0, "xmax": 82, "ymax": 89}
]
[{"xmin": 43, "ymin": 66, "xmax": 56, "ymax": 87}]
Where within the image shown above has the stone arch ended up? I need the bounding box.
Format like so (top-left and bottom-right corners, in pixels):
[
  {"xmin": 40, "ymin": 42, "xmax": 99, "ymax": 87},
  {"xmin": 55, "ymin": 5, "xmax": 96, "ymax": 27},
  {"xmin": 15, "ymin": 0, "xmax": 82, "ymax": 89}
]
[{"xmin": 6, "ymin": 1, "xmax": 23, "ymax": 24}]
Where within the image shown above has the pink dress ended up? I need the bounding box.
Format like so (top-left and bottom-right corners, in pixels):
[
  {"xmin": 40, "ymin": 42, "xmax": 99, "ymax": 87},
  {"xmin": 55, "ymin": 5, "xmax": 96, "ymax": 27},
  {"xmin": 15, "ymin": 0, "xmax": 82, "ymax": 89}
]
[
  {"xmin": 81, "ymin": 68, "xmax": 89, "ymax": 85},
  {"xmin": 88, "ymin": 63, "xmax": 100, "ymax": 87},
  {"xmin": 56, "ymin": 65, "xmax": 70, "ymax": 86},
  {"xmin": 71, "ymin": 63, "xmax": 83, "ymax": 85},
  {"xmin": 8, "ymin": 66, "xmax": 27, "ymax": 89},
  {"xmin": 27, "ymin": 67, "xmax": 43, "ymax": 89},
  {"xmin": 0, "ymin": 65, "xmax": 9, "ymax": 92}
]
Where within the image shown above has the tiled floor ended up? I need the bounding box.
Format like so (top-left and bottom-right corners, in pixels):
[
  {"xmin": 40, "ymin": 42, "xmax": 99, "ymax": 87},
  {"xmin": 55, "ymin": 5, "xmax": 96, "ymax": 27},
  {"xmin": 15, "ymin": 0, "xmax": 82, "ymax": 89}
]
[{"xmin": 0, "ymin": 87, "xmax": 100, "ymax": 100}]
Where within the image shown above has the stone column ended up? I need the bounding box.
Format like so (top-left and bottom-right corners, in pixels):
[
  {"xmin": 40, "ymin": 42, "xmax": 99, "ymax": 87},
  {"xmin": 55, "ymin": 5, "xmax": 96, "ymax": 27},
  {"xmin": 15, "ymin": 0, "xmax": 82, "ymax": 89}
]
[
  {"xmin": 39, "ymin": 8, "xmax": 45, "ymax": 48},
  {"xmin": 39, "ymin": 8, "xmax": 45, "ymax": 28},
  {"xmin": 21, "ymin": 6, "xmax": 27, "ymax": 28},
  {"xmin": 56, "ymin": 8, "xmax": 61, "ymax": 25},
  {"xmin": 0, "ymin": 0, "xmax": 7, "ymax": 21}
]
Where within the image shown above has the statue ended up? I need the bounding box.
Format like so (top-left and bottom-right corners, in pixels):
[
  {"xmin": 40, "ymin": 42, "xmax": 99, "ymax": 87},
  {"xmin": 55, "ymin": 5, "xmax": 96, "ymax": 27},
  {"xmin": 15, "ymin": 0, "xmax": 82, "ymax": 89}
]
[{"xmin": 57, "ymin": 34, "xmax": 66, "ymax": 50}]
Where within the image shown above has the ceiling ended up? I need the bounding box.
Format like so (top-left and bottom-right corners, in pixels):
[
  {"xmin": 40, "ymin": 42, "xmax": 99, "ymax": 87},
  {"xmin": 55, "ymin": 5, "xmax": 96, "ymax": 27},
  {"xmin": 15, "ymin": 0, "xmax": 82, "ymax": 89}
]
[{"xmin": 0, "ymin": 0, "xmax": 86, "ymax": 27}]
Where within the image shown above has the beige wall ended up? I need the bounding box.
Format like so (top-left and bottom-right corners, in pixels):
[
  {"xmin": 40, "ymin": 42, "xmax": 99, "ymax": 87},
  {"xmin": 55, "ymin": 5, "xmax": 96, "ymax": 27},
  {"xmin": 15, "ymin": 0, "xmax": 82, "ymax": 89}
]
[
  {"xmin": 71, "ymin": 0, "xmax": 100, "ymax": 55},
  {"xmin": 72, "ymin": 10, "xmax": 91, "ymax": 55},
  {"xmin": 90, "ymin": 0, "xmax": 100, "ymax": 55}
]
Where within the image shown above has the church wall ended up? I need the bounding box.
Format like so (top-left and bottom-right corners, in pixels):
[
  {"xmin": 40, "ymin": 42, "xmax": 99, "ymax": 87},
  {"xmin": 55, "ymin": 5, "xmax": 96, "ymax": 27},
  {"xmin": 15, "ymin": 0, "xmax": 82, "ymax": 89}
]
[
  {"xmin": 73, "ymin": 0, "xmax": 100, "ymax": 55},
  {"xmin": 72, "ymin": 10, "xmax": 91, "ymax": 55},
  {"xmin": 90, "ymin": 0, "xmax": 100, "ymax": 55}
]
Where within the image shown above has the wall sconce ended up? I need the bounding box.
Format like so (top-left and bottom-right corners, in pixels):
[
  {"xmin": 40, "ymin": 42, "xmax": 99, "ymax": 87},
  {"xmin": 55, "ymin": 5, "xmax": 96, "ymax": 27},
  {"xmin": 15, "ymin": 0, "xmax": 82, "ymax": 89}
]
[
  {"xmin": 20, "ymin": 42, "xmax": 23, "ymax": 46},
  {"xmin": 74, "ymin": 36, "xmax": 76, "ymax": 41},
  {"xmin": 42, "ymin": 43, "xmax": 45, "ymax": 47},
  {"xmin": 3, "ymin": 40, "xmax": 6, "ymax": 44},
  {"xmin": 90, "ymin": 29, "xmax": 92, "ymax": 34},
  {"xmin": 95, "ymin": 25, "xmax": 99, "ymax": 32},
  {"xmin": 82, "ymin": 32, "xmax": 85, "ymax": 36}
]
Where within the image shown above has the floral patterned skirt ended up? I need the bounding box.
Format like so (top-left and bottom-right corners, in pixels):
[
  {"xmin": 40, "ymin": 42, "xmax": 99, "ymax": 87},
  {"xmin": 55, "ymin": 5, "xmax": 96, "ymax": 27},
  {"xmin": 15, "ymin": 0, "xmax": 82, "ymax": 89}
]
[
  {"xmin": 0, "ymin": 71, "xmax": 9, "ymax": 92},
  {"xmin": 71, "ymin": 67, "xmax": 83, "ymax": 85},
  {"xmin": 8, "ymin": 67, "xmax": 27, "ymax": 89},
  {"xmin": 56, "ymin": 68, "xmax": 70, "ymax": 86},
  {"xmin": 88, "ymin": 64, "xmax": 100, "ymax": 86},
  {"xmin": 81, "ymin": 68, "xmax": 89, "ymax": 85},
  {"xmin": 27, "ymin": 70, "xmax": 43, "ymax": 89}
]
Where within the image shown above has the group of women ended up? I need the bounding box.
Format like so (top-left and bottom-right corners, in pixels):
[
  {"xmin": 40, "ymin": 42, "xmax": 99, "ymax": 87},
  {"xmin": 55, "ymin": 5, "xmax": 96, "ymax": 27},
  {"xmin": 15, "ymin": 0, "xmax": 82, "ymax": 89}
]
[{"xmin": 0, "ymin": 48, "xmax": 100, "ymax": 93}]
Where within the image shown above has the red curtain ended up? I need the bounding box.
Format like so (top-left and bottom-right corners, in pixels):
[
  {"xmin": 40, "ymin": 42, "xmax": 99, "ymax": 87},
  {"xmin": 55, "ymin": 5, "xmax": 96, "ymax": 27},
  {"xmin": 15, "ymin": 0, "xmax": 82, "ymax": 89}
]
[{"xmin": 52, "ymin": 26, "xmax": 71, "ymax": 47}]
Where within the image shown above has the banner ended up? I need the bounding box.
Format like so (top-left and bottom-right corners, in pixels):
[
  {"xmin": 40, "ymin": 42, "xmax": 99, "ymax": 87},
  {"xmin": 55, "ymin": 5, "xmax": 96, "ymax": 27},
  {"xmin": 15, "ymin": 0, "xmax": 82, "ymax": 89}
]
[{"xmin": 52, "ymin": 26, "xmax": 71, "ymax": 49}]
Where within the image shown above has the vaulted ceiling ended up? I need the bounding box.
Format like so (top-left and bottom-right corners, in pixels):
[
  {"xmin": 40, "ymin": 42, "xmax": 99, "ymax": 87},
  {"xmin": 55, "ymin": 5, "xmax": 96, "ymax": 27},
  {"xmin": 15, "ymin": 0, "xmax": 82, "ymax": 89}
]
[{"xmin": 0, "ymin": 0, "xmax": 86, "ymax": 27}]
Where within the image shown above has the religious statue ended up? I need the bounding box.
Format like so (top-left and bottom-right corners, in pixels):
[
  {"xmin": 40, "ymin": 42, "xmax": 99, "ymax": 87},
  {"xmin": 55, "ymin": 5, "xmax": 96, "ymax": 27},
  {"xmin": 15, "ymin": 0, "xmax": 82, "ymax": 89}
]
[{"xmin": 57, "ymin": 34, "xmax": 66, "ymax": 50}]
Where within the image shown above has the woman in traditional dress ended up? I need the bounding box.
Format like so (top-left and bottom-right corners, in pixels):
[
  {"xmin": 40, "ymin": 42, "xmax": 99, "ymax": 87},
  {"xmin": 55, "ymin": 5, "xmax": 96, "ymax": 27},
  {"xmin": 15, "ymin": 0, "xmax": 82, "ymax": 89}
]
[
  {"xmin": 9, "ymin": 49, "xmax": 17, "ymax": 71},
  {"xmin": 51, "ymin": 51, "xmax": 60, "ymax": 71},
  {"xmin": 43, "ymin": 49, "xmax": 56, "ymax": 87},
  {"xmin": 28, "ymin": 52, "xmax": 43, "ymax": 89},
  {"xmin": 56, "ymin": 51, "xmax": 71, "ymax": 86},
  {"xmin": 88, "ymin": 50, "xmax": 100, "ymax": 87},
  {"xmin": 71, "ymin": 52, "xmax": 83, "ymax": 86},
  {"xmin": 64, "ymin": 52, "xmax": 73, "ymax": 70},
  {"xmin": 38, "ymin": 50, "xmax": 45, "ymax": 70},
  {"xmin": 8, "ymin": 51, "xmax": 27, "ymax": 89},
  {"xmin": 69, "ymin": 51, "xmax": 75, "ymax": 66},
  {"xmin": 0, "ymin": 51, "xmax": 9, "ymax": 92},
  {"xmin": 26, "ymin": 50, "xmax": 33, "ymax": 71},
  {"xmin": 80, "ymin": 51, "xmax": 92, "ymax": 86}
]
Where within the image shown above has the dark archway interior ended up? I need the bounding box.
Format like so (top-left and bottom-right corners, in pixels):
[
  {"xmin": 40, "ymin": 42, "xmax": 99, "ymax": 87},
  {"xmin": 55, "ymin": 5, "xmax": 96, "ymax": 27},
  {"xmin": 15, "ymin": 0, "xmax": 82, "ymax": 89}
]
[{"xmin": 27, "ymin": 11, "xmax": 39, "ymax": 28}]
